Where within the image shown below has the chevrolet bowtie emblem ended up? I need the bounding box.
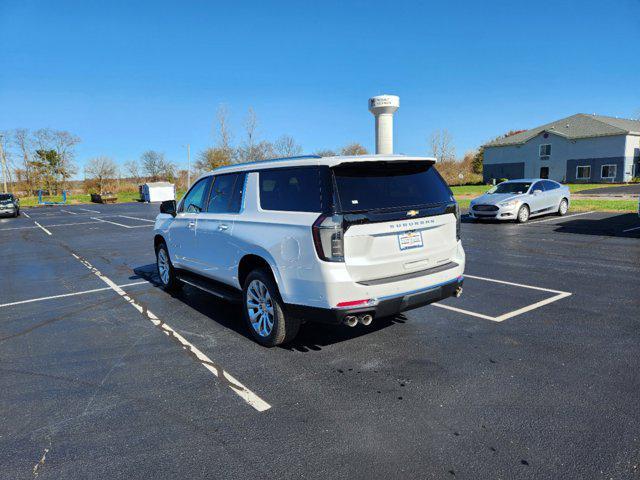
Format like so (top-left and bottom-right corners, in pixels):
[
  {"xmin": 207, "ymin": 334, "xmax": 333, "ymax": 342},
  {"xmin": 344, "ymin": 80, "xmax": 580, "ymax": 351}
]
[{"xmin": 406, "ymin": 210, "xmax": 419, "ymax": 217}]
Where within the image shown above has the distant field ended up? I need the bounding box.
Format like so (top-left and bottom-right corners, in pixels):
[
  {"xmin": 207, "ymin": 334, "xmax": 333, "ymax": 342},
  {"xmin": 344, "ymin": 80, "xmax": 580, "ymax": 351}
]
[{"xmin": 21, "ymin": 191, "xmax": 186, "ymax": 208}]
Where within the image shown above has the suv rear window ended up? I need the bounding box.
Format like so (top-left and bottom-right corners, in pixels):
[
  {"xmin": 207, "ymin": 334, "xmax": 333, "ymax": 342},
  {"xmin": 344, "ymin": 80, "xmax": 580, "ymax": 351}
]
[
  {"xmin": 332, "ymin": 161, "xmax": 452, "ymax": 212},
  {"xmin": 259, "ymin": 167, "xmax": 325, "ymax": 212}
]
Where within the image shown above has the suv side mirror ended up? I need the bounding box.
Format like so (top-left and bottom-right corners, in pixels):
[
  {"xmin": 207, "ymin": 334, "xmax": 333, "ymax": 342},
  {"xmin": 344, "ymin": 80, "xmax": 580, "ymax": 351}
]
[
  {"xmin": 532, "ymin": 189, "xmax": 542, "ymax": 196},
  {"xmin": 160, "ymin": 200, "xmax": 177, "ymax": 216}
]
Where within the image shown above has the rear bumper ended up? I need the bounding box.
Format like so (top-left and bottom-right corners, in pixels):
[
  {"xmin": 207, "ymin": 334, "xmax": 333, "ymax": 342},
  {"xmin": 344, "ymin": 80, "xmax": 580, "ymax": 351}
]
[{"xmin": 286, "ymin": 276, "xmax": 464, "ymax": 325}]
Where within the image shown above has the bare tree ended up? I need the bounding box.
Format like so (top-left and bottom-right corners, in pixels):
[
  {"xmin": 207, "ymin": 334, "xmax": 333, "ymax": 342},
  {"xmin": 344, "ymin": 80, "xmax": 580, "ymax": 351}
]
[
  {"xmin": 124, "ymin": 159, "xmax": 142, "ymax": 183},
  {"xmin": 31, "ymin": 128, "xmax": 80, "ymax": 192},
  {"xmin": 85, "ymin": 156, "xmax": 118, "ymax": 193},
  {"xmin": 215, "ymin": 105, "xmax": 233, "ymax": 155},
  {"xmin": 340, "ymin": 143, "xmax": 368, "ymax": 156},
  {"xmin": 314, "ymin": 149, "xmax": 338, "ymax": 157},
  {"xmin": 141, "ymin": 150, "xmax": 175, "ymax": 181},
  {"xmin": 273, "ymin": 134, "xmax": 302, "ymax": 157},
  {"xmin": 429, "ymin": 129, "xmax": 456, "ymax": 162},
  {"xmin": 237, "ymin": 107, "xmax": 275, "ymax": 163},
  {"xmin": 13, "ymin": 129, "xmax": 35, "ymax": 194}
]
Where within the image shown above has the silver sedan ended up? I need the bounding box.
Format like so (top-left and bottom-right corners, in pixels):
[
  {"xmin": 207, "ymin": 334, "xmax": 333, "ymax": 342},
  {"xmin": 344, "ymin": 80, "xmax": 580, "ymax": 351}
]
[{"xmin": 468, "ymin": 179, "xmax": 570, "ymax": 223}]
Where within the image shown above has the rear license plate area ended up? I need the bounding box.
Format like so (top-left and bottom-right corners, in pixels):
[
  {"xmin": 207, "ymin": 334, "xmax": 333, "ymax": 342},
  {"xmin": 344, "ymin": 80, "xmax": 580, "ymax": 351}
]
[{"xmin": 398, "ymin": 231, "xmax": 423, "ymax": 251}]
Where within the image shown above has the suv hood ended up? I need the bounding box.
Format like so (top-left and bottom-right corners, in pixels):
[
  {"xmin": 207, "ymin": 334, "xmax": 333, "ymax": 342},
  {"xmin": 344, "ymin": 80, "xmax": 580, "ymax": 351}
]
[{"xmin": 472, "ymin": 193, "xmax": 522, "ymax": 205}]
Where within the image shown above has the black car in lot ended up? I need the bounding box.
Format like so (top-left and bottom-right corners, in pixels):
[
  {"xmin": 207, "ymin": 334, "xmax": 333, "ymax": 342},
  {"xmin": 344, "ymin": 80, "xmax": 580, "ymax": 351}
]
[{"xmin": 0, "ymin": 193, "xmax": 20, "ymax": 217}]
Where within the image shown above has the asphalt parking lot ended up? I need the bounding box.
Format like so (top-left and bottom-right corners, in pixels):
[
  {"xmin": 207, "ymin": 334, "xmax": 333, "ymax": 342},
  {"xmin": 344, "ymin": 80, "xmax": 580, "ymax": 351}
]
[{"xmin": 1, "ymin": 203, "xmax": 639, "ymax": 479}]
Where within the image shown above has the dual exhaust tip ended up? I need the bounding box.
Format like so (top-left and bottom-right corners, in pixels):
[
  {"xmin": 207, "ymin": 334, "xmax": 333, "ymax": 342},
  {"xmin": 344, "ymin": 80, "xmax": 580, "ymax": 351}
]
[{"xmin": 344, "ymin": 314, "xmax": 373, "ymax": 327}]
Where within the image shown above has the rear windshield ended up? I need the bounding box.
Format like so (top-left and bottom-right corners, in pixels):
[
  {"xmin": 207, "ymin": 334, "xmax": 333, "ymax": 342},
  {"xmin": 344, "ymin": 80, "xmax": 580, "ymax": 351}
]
[
  {"xmin": 332, "ymin": 161, "xmax": 452, "ymax": 212},
  {"xmin": 490, "ymin": 182, "xmax": 531, "ymax": 194},
  {"xmin": 0, "ymin": 194, "xmax": 13, "ymax": 201}
]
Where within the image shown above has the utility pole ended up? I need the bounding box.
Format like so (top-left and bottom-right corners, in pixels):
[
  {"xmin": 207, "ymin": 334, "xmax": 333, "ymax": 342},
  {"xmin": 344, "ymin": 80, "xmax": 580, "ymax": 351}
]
[{"xmin": 0, "ymin": 134, "xmax": 7, "ymax": 193}]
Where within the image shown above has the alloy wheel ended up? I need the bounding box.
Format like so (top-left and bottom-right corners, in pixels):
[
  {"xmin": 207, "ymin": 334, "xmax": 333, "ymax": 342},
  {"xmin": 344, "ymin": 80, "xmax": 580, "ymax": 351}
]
[
  {"xmin": 246, "ymin": 279, "xmax": 274, "ymax": 337},
  {"xmin": 157, "ymin": 248, "xmax": 170, "ymax": 285}
]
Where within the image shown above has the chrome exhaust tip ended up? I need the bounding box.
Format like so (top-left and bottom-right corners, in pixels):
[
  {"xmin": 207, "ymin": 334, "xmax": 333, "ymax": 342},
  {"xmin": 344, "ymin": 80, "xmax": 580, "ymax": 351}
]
[
  {"xmin": 454, "ymin": 287, "xmax": 463, "ymax": 298},
  {"xmin": 359, "ymin": 314, "xmax": 373, "ymax": 326},
  {"xmin": 344, "ymin": 315, "xmax": 358, "ymax": 327}
]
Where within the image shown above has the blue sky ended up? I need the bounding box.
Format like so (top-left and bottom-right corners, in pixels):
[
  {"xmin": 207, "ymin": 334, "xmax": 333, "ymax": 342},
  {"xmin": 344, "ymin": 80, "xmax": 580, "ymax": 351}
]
[{"xmin": 1, "ymin": 0, "xmax": 639, "ymax": 174}]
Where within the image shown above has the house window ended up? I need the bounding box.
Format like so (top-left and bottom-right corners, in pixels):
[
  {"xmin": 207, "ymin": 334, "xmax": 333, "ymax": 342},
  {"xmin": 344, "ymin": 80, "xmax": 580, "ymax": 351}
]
[
  {"xmin": 539, "ymin": 144, "xmax": 551, "ymax": 158},
  {"xmin": 601, "ymin": 164, "xmax": 617, "ymax": 180},
  {"xmin": 576, "ymin": 166, "xmax": 591, "ymax": 180}
]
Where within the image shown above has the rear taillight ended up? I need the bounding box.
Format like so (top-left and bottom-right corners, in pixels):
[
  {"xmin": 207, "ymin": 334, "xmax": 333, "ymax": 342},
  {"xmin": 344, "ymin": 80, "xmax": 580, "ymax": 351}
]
[
  {"xmin": 455, "ymin": 203, "xmax": 461, "ymax": 240},
  {"xmin": 312, "ymin": 214, "xmax": 344, "ymax": 262}
]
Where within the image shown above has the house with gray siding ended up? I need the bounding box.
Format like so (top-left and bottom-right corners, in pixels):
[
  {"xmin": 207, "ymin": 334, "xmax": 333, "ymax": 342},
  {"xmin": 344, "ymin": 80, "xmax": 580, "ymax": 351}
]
[{"xmin": 483, "ymin": 114, "xmax": 640, "ymax": 183}]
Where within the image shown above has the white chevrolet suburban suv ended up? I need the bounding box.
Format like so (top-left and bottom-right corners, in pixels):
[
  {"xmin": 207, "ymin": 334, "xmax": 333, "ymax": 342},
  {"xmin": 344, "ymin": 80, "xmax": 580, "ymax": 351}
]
[{"xmin": 153, "ymin": 154, "xmax": 465, "ymax": 346}]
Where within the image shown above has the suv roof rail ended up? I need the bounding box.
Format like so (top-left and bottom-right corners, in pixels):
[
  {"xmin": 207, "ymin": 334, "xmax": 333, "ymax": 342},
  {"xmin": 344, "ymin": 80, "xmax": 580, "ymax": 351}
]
[{"xmin": 214, "ymin": 155, "xmax": 321, "ymax": 171}]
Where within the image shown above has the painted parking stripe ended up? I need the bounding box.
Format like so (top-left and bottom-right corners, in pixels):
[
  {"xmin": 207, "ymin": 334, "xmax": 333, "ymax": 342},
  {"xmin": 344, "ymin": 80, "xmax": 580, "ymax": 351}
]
[
  {"xmin": 71, "ymin": 252, "xmax": 271, "ymax": 412},
  {"xmin": 464, "ymin": 274, "xmax": 569, "ymax": 294},
  {"xmin": 34, "ymin": 221, "xmax": 52, "ymax": 236},
  {"xmin": 520, "ymin": 211, "xmax": 595, "ymax": 225},
  {"xmin": 62, "ymin": 209, "xmax": 78, "ymax": 215},
  {"xmin": 90, "ymin": 216, "xmax": 152, "ymax": 229},
  {"xmin": 433, "ymin": 274, "xmax": 572, "ymax": 322},
  {"xmin": 78, "ymin": 208, "xmax": 101, "ymax": 213},
  {"xmin": 22, "ymin": 212, "xmax": 30, "ymax": 218},
  {"xmin": 0, "ymin": 221, "xmax": 106, "ymax": 232},
  {"xmin": 622, "ymin": 225, "xmax": 640, "ymax": 233},
  {"xmin": 431, "ymin": 303, "xmax": 499, "ymax": 321},
  {"xmin": 118, "ymin": 215, "xmax": 155, "ymax": 223},
  {"xmin": 0, "ymin": 281, "xmax": 148, "ymax": 308}
]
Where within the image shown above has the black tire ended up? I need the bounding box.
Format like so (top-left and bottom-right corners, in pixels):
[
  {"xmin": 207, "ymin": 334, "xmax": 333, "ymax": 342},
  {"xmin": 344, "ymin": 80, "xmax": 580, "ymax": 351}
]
[
  {"xmin": 155, "ymin": 241, "xmax": 182, "ymax": 292},
  {"xmin": 242, "ymin": 269, "xmax": 300, "ymax": 347},
  {"xmin": 557, "ymin": 198, "xmax": 569, "ymax": 216},
  {"xmin": 516, "ymin": 204, "xmax": 530, "ymax": 223}
]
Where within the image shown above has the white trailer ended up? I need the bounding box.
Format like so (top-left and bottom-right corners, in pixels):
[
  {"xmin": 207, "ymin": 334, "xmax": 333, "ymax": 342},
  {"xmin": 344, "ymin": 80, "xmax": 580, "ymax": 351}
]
[{"xmin": 140, "ymin": 182, "xmax": 175, "ymax": 203}]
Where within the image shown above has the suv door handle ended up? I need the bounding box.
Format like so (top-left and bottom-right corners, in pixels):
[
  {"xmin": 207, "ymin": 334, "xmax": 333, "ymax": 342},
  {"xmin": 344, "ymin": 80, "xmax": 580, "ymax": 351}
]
[
  {"xmin": 188, "ymin": 221, "xmax": 196, "ymax": 229},
  {"xmin": 218, "ymin": 224, "xmax": 229, "ymax": 231}
]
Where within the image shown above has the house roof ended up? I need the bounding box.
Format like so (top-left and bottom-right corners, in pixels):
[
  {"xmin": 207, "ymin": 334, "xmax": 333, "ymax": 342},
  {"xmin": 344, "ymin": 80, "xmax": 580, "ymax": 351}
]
[{"xmin": 485, "ymin": 114, "xmax": 640, "ymax": 147}]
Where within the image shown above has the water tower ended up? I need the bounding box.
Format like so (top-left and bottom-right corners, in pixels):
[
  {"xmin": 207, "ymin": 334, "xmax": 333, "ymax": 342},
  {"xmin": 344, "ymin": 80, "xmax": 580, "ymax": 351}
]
[{"xmin": 368, "ymin": 95, "xmax": 400, "ymax": 154}]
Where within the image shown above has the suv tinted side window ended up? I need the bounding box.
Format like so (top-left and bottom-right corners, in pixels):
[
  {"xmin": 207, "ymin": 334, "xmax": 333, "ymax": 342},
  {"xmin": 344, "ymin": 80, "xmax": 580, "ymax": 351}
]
[
  {"xmin": 207, "ymin": 173, "xmax": 246, "ymax": 213},
  {"xmin": 179, "ymin": 177, "xmax": 211, "ymax": 213},
  {"xmin": 259, "ymin": 167, "xmax": 323, "ymax": 212}
]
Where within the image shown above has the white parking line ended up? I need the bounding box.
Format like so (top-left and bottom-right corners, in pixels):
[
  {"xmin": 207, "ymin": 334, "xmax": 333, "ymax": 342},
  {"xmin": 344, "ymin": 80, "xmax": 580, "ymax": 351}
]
[
  {"xmin": 90, "ymin": 217, "xmax": 153, "ymax": 229},
  {"xmin": 432, "ymin": 274, "xmax": 572, "ymax": 322},
  {"xmin": 0, "ymin": 281, "xmax": 148, "ymax": 308},
  {"xmin": 0, "ymin": 221, "xmax": 104, "ymax": 232},
  {"xmin": 62, "ymin": 210, "xmax": 78, "ymax": 215},
  {"xmin": 622, "ymin": 225, "xmax": 640, "ymax": 233},
  {"xmin": 34, "ymin": 222, "xmax": 52, "ymax": 236},
  {"xmin": 521, "ymin": 211, "xmax": 594, "ymax": 225},
  {"xmin": 71, "ymin": 252, "xmax": 271, "ymax": 412},
  {"xmin": 118, "ymin": 215, "xmax": 155, "ymax": 223},
  {"xmin": 78, "ymin": 208, "xmax": 101, "ymax": 213},
  {"xmin": 22, "ymin": 212, "xmax": 30, "ymax": 218}
]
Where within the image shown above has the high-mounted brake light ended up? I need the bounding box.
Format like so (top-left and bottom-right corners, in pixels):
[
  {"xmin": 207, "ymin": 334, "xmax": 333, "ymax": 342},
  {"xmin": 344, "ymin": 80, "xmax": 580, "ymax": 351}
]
[{"xmin": 312, "ymin": 214, "xmax": 344, "ymax": 262}]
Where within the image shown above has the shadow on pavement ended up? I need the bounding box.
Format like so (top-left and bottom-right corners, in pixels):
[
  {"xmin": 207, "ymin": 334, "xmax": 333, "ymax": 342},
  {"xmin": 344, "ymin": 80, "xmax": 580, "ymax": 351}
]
[
  {"xmin": 553, "ymin": 213, "xmax": 640, "ymax": 237},
  {"xmin": 131, "ymin": 263, "xmax": 401, "ymax": 349}
]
